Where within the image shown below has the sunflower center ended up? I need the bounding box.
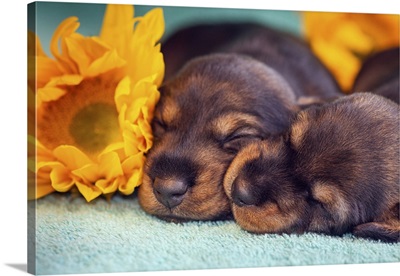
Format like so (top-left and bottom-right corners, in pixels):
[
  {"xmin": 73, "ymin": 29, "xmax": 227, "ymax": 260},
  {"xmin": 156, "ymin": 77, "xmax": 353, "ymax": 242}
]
[
  {"xmin": 69, "ymin": 103, "xmax": 120, "ymax": 153},
  {"xmin": 37, "ymin": 76, "xmax": 123, "ymax": 158}
]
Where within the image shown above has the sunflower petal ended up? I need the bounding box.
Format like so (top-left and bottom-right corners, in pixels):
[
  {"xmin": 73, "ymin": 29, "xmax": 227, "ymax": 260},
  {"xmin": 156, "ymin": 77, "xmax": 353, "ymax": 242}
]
[
  {"xmin": 37, "ymin": 87, "xmax": 66, "ymax": 106},
  {"xmin": 353, "ymin": 14, "xmax": 399, "ymax": 49},
  {"xmin": 118, "ymin": 103, "xmax": 128, "ymax": 135},
  {"xmin": 100, "ymin": 4, "xmax": 134, "ymax": 58},
  {"xmin": 119, "ymin": 167, "xmax": 143, "ymax": 195},
  {"xmin": 27, "ymin": 88, "xmax": 36, "ymax": 134},
  {"xmin": 124, "ymin": 97, "xmax": 147, "ymax": 123},
  {"xmin": 32, "ymin": 185, "xmax": 55, "ymax": 200},
  {"xmin": 303, "ymin": 12, "xmax": 400, "ymax": 92},
  {"xmin": 75, "ymin": 181, "xmax": 102, "ymax": 202},
  {"xmin": 137, "ymin": 115, "xmax": 153, "ymax": 152},
  {"xmin": 36, "ymin": 161, "xmax": 60, "ymax": 171},
  {"xmin": 121, "ymin": 152, "xmax": 144, "ymax": 174},
  {"xmin": 65, "ymin": 33, "xmax": 115, "ymax": 76},
  {"xmin": 29, "ymin": 177, "xmax": 55, "ymax": 200},
  {"xmin": 331, "ymin": 21, "xmax": 373, "ymax": 55},
  {"xmin": 50, "ymin": 164, "xmax": 75, "ymax": 192},
  {"xmin": 95, "ymin": 178, "xmax": 119, "ymax": 194},
  {"xmin": 127, "ymin": 38, "xmax": 164, "ymax": 86},
  {"xmin": 28, "ymin": 30, "xmax": 47, "ymax": 57},
  {"xmin": 64, "ymin": 35, "xmax": 91, "ymax": 75},
  {"xmin": 53, "ymin": 145, "xmax": 94, "ymax": 170},
  {"xmin": 101, "ymin": 142, "xmax": 125, "ymax": 155},
  {"xmin": 34, "ymin": 56, "xmax": 64, "ymax": 89},
  {"xmin": 28, "ymin": 154, "xmax": 55, "ymax": 200},
  {"xmin": 50, "ymin": 16, "xmax": 80, "ymax": 74},
  {"xmin": 32, "ymin": 137, "xmax": 56, "ymax": 162},
  {"xmin": 115, "ymin": 76, "xmax": 131, "ymax": 112},
  {"xmin": 135, "ymin": 8, "xmax": 164, "ymax": 44},
  {"xmin": 52, "ymin": 16, "xmax": 80, "ymax": 53},
  {"xmin": 37, "ymin": 168, "xmax": 52, "ymax": 184},
  {"xmin": 100, "ymin": 143, "xmax": 127, "ymax": 166},
  {"xmin": 98, "ymin": 151, "xmax": 124, "ymax": 180},
  {"xmin": 130, "ymin": 75, "xmax": 157, "ymax": 99},
  {"xmin": 85, "ymin": 49, "xmax": 126, "ymax": 77},
  {"xmin": 46, "ymin": 74, "xmax": 83, "ymax": 87},
  {"xmin": 37, "ymin": 74, "xmax": 83, "ymax": 105},
  {"xmin": 122, "ymin": 122, "xmax": 141, "ymax": 156},
  {"xmin": 311, "ymin": 38, "xmax": 360, "ymax": 92},
  {"xmin": 152, "ymin": 46, "xmax": 165, "ymax": 87},
  {"xmin": 72, "ymin": 163, "xmax": 99, "ymax": 183}
]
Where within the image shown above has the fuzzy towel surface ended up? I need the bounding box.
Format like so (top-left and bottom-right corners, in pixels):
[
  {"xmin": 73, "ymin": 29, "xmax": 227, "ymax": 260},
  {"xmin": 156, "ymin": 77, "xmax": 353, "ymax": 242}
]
[{"xmin": 30, "ymin": 194, "xmax": 400, "ymax": 275}]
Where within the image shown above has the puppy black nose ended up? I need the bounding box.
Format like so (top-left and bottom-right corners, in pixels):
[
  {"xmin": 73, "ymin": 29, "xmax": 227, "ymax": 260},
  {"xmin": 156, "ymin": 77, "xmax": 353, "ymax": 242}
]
[
  {"xmin": 231, "ymin": 178, "xmax": 257, "ymax": 207},
  {"xmin": 153, "ymin": 177, "xmax": 188, "ymax": 209}
]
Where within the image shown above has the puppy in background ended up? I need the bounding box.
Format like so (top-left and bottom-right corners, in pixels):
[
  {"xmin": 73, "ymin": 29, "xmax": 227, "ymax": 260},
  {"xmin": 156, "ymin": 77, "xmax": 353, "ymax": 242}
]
[
  {"xmin": 138, "ymin": 23, "xmax": 342, "ymax": 222},
  {"xmin": 352, "ymin": 47, "xmax": 399, "ymax": 104},
  {"xmin": 162, "ymin": 23, "xmax": 342, "ymax": 100},
  {"xmin": 223, "ymin": 93, "xmax": 399, "ymax": 242}
]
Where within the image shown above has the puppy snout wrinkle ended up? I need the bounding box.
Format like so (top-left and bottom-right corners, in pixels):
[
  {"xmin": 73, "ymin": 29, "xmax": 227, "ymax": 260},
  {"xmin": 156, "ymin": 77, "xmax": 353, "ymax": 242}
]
[
  {"xmin": 153, "ymin": 177, "xmax": 188, "ymax": 209},
  {"xmin": 232, "ymin": 178, "xmax": 256, "ymax": 207}
]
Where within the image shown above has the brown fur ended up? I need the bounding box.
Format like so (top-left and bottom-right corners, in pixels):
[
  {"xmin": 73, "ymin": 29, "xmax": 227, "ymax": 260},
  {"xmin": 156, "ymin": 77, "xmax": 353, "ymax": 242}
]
[
  {"xmin": 138, "ymin": 23, "xmax": 342, "ymax": 222},
  {"xmin": 138, "ymin": 54, "xmax": 298, "ymax": 221},
  {"xmin": 352, "ymin": 47, "xmax": 399, "ymax": 104},
  {"xmin": 224, "ymin": 93, "xmax": 400, "ymax": 242},
  {"xmin": 162, "ymin": 23, "xmax": 342, "ymax": 99}
]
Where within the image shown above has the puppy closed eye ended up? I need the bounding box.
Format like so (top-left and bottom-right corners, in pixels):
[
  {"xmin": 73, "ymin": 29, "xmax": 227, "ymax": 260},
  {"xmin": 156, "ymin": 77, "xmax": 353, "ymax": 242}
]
[
  {"xmin": 152, "ymin": 118, "xmax": 168, "ymax": 138},
  {"xmin": 212, "ymin": 113, "xmax": 265, "ymax": 154},
  {"xmin": 223, "ymin": 128, "xmax": 262, "ymax": 153}
]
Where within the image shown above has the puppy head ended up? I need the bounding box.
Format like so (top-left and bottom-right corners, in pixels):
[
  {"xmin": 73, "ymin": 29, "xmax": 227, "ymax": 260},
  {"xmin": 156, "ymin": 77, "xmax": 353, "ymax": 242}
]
[
  {"xmin": 289, "ymin": 93, "xmax": 400, "ymax": 234},
  {"xmin": 223, "ymin": 138, "xmax": 309, "ymax": 234},
  {"xmin": 138, "ymin": 53, "xmax": 298, "ymax": 222}
]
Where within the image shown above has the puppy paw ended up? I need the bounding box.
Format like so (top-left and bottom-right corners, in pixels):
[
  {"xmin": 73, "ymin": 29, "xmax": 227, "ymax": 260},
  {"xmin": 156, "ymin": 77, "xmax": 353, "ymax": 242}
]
[{"xmin": 353, "ymin": 222, "xmax": 400, "ymax": 243}]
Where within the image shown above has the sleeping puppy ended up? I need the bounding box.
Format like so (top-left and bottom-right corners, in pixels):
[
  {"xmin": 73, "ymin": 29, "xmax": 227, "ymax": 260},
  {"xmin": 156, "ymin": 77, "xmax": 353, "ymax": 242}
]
[
  {"xmin": 162, "ymin": 23, "xmax": 341, "ymax": 99},
  {"xmin": 138, "ymin": 23, "xmax": 342, "ymax": 222},
  {"xmin": 223, "ymin": 93, "xmax": 400, "ymax": 242},
  {"xmin": 138, "ymin": 54, "xmax": 298, "ymax": 221}
]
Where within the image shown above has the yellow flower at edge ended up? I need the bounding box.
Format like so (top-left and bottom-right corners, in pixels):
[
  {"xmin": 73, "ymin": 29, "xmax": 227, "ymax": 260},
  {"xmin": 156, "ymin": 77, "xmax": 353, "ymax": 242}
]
[
  {"xmin": 302, "ymin": 12, "xmax": 399, "ymax": 92},
  {"xmin": 28, "ymin": 4, "xmax": 165, "ymax": 202}
]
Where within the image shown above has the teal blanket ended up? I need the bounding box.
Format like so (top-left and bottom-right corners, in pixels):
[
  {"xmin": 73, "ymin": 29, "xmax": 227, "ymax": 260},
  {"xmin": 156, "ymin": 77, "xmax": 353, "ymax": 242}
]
[{"xmin": 30, "ymin": 194, "xmax": 400, "ymax": 275}]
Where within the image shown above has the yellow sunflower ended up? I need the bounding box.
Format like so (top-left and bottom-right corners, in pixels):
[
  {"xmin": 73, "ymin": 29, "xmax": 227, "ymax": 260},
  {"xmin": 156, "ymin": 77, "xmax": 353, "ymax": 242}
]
[
  {"xmin": 302, "ymin": 12, "xmax": 399, "ymax": 92},
  {"xmin": 28, "ymin": 4, "xmax": 165, "ymax": 202}
]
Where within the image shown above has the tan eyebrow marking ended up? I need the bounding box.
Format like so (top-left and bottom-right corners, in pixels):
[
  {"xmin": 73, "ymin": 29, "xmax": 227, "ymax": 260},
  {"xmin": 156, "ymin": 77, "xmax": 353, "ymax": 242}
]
[
  {"xmin": 211, "ymin": 113, "xmax": 263, "ymax": 139},
  {"xmin": 160, "ymin": 97, "xmax": 180, "ymax": 125},
  {"xmin": 311, "ymin": 182, "xmax": 350, "ymax": 227},
  {"xmin": 290, "ymin": 111, "xmax": 310, "ymax": 150}
]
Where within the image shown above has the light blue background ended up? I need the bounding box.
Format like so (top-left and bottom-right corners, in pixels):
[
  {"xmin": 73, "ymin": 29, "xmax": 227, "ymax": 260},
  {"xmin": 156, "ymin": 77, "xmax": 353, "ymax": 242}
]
[{"xmin": 28, "ymin": 2, "xmax": 302, "ymax": 56}]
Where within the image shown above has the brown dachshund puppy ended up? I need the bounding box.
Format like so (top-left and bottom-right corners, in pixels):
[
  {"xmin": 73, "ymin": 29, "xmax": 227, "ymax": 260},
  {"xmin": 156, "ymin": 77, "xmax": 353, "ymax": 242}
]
[
  {"xmin": 138, "ymin": 23, "xmax": 342, "ymax": 222},
  {"xmin": 224, "ymin": 93, "xmax": 399, "ymax": 242},
  {"xmin": 162, "ymin": 23, "xmax": 341, "ymax": 99}
]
